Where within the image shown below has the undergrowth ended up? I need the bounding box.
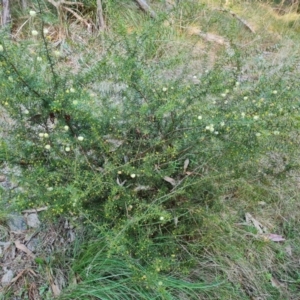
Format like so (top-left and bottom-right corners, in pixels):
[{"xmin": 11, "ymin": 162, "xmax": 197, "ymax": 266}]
[{"xmin": 1, "ymin": 0, "xmax": 300, "ymax": 299}]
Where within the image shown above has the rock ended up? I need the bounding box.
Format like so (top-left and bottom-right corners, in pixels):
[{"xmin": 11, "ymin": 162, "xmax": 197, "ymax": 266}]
[
  {"xmin": 1, "ymin": 269, "xmax": 14, "ymax": 286},
  {"xmin": 7, "ymin": 215, "xmax": 27, "ymax": 232},
  {"xmin": 26, "ymin": 213, "xmax": 40, "ymax": 228}
]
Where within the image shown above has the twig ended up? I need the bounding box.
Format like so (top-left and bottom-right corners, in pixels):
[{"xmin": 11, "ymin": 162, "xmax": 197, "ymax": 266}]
[
  {"xmin": 96, "ymin": 0, "xmax": 106, "ymax": 31},
  {"xmin": 216, "ymin": 9, "xmax": 255, "ymax": 33},
  {"xmin": 1, "ymin": 0, "xmax": 11, "ymax": 27},
  {"xmin": 135, "ymin": 0, "xmax": 157, "ymax": 18},
  {"xmin": 62, "ymin": 6, "xmax": 90, "ymax": 27}
]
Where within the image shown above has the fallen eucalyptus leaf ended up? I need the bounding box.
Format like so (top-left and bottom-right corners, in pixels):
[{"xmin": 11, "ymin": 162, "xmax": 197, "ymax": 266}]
[
  {"xmin": 134, "ymin": 185, "xmax": 151, "ymax": 192},
  {"xmin": 267, "ymin": 234, "xmax": 285, "ymax": 242},
  {"xmin": 183, "ymin": 158, "xmax": 190, "ymax": 173},
  {"xmin": 117, "ymin": 177, "xmax": 126, "ymax": 186},
  {"xmin": 15, "ymin": 240, "xmax": 36, "ymax": 258},
  {"xmin": 245, "ymin": 213, "xmax": 267, "ymax": 234},
  {"xmin": 163, "ymin": 176, "xmax": 176, "ymax": 186}
]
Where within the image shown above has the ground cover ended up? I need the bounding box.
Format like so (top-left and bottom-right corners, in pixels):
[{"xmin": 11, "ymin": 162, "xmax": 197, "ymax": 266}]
[{"xmin": 1, "ymin": 0, "xmax": 300, "ymax": 299}]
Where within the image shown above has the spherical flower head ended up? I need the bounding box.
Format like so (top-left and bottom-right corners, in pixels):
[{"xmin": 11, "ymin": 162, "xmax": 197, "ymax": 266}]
[
  {"xmin": 243, "ymin": 96, "xmax": 248, "ymax": 100},
  {"xmin": 117, "ymin": 171, "xmax": 122, "ymax": 175},
  {"xmin": 8, "ymin": 76, "xmax": 13, "ymax": 82},
  {"xmin": 221, "ymin": 93, "xmax": 226, "ymax": 97},
  {"xmin": 37, "ymin": 56, "xmax": 42, "ymax": 62},
  {"xmin": 159, "ymin": 216, "xmax": 164, "ymax": 221},
  {"xmin": 0, "ymin": 45, "xmax": 3, "ymax": 52},
  {"xmin": 47, "ymin": 187, "xmax": 53, "ymax": 191},
  {"xmin": 24, "ymin": 109, "xmax": 29, "ymax": 115},
  {"xmin": 205, "ymin": 124, "xmax": 214, "ymax": 133},
  {"xmin": 65, "ymin": 147, "xmax": 70, "ymax": 152},
  {"xmin": 77, "ymin": 136, "xmax": 84, "ymax": 141},
  {"xmin": 39, "ymin": 133, "xmax": 44, "ymax": 138},
  {"xmin": 198, "ymin": 115, "xmax": 202, "ymax": 120},
  {"xmin": 43, "ymin": 28, "xmax": 49, "ymax": 35},
  {"xmin": 130, "ymin": 174, "xmax": 136, "ymax": 178},
  {"xmin": 273, "ymin": 130, "xmax": 280, "ymax": 135},
  {"xmin": 72, "ymin": 100, "xmax": 78, "ymax": 105},
  {"xmin": 235, "ymin": 81, "xmax": 240, "ymax": 86},
  {"xmin": 44, "ymin": 133, "xmax": 49, "ymax": 138},
  {"xmin": 220, "ymin": 121, "xmax": 225, "ymax": 127},
  {"xmin": 29, "ymin": 10, "xmax": 36, "ymax": 17},
  {"xmin": 70, "ymin": 87, "xmax": 75, "ymax": 93},
  {"xmin": 54, "ymin": 50, "xmax": 60, "ymax": 57},
  {"xmin": 241, "ymin": 112, "xmax": 246, "ymax": 118},
  {"xmin": 64, "ymin": 125, "xmax": 69, "ymax": 131},
  {"xmin": 31, "ymin": 30, "xmax": 38, "ymax": 36},
  {"xmin": 255, "ymin": 132, "xmax": 261, "ymax": 137},
  {"xmin": 253, "ymin": 115, "xmax": 259, "ymax": 121},
  {"xmin": 45, "ymin": 144, "xmax": 51, "ymax": 150},
  {"xmin": 162, "ymin": 87, "xmax": 168, "ymax": 92},
  {"xmin": 272, "ymin": 90, "xmax": 278, "ymax": 95}
]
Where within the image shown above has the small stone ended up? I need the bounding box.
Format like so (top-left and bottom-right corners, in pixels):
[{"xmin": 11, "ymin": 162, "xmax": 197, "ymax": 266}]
[
  {"xmin": 0, "ymin": 175, "xmax": 5, "ymax": 182},
  {"xmin": 1, "ymin": 270, "xmax": 14, "ymax": 286},
  {"xmin": 7, "ymin": 215, "xmax": 27, "ymax": 232},
  {"xmin": 26, "ymin": 213, "xmax": 41, "ymax": 228}
]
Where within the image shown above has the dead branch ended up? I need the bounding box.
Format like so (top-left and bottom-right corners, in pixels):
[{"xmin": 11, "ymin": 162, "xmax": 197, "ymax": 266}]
[
  {"xmin": 1, "ymin": 0, "xmax": 11, "ymax": 27},
  {"xmin": 135, "ymin": 0, "xmax": 157, "ymax": 18},
  {"xmin": 62, "ymin": 5, "xmax": 90, "ymax": 28},
  {"xmin": 186, "ymin": 27, "xmax": 230, "ymax": 46},
  {"xmin": 216, "ymin": 9, "xmax": 255, "ymax": 33},
  {"xmin": 96, "ymin": 0, "xmax": 106, "ymax": 31},
  {"xmin": 47, "ymin": 0, "xmax": 84, "ymax": 8}
]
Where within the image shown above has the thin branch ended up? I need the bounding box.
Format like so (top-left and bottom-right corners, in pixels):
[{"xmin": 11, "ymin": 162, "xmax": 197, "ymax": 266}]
[
  {"xmin": 62, "ymin": 6, "xmax": 90, "ymax": 27},
  {"xmin": 216, "ymin": 9, "xmax": 255, "ymax": 34},
  {"xmin": 135, "ymin": 0, "xmax": 157, "ymax": 18},
  {"xmin": 37, "ymin": 0, "xmax": 59, "ymax": 95},
  {"xmin": 1, "ymin": 0, "xmax": 11, "ymax": 27},
  {"xmin": 96, "ymin": 0, "xmax": 106, "ymax": 31}
]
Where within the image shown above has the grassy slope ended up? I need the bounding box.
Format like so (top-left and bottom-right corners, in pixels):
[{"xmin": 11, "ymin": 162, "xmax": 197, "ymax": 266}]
[
  {"xmin": 61, "ymin": 2, "xmax": 300, "ymax": 298},
  {"xmin": 2, "ymin": 0, "xmax": 300, "ymax": 299}
]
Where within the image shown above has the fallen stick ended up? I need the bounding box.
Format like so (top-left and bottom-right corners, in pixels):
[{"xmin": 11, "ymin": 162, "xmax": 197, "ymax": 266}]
[
  {"xmin": 216, "ymin": 9, "xmax": 255, "ymax": 33},
  {"xmin": 135, "ymin": 0, "xmax": 157, "ymax": 18}
]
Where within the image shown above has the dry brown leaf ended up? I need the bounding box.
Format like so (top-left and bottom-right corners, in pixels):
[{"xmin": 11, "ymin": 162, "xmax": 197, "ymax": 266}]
[
  {"xmin": 15, "ymin": 240, "xmax": 36, "ymax": 258},
  {"xmin": 51, "ymin": 281, "xmax": 61, "ymax": 297},
  {"xmin": 28, "ymin": 282, "xmax": 40, "ymax": 300},
  {"xmin": 163, "ymin": 176, "xmax": 176, "ymax": 186},
  {"xmin": 183, "ymin": 158, "xmax": 190, "ymax": 173}
]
